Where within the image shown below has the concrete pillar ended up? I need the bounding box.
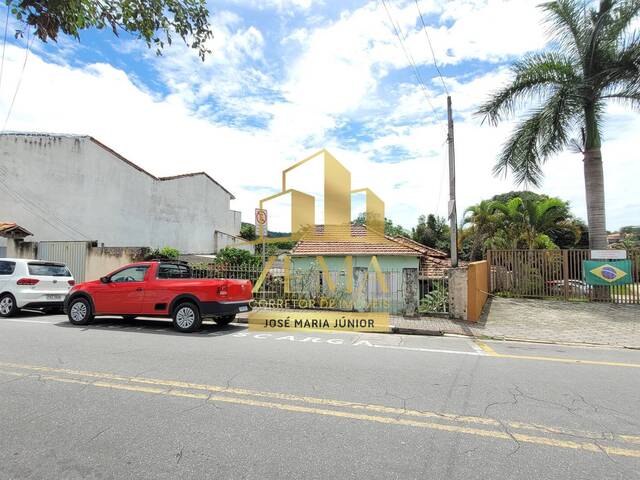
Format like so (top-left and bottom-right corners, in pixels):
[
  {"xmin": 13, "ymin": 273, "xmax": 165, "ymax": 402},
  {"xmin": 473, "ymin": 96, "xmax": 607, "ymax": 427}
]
[
  {"xmin": 352, "ymin": 267, "xmax": 368, "ymax": 312},
  {"xmin": 448, "ymin": 267, "xmax": 468, "ymax": 320},
  {"xmin": 402, "ymin": 268, "xmax": 419, "ymax": 316},
  {"xmin": 7, "ymin": 239, "xmax": 37, "ymax": 259}
]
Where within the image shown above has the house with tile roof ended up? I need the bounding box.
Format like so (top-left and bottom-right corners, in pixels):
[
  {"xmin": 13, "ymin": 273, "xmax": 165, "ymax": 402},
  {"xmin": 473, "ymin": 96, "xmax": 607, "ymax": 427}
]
[
  {"xmin": 392, "ymin": 236, "xmax": 456, "ymax": 279},
  {"xmin": 288, "ymin": 225, "xmax": 422, "ymax": 314},
  {"xmin": 289, "ymin": 224, "xmax": 421, "ymax": 272}
]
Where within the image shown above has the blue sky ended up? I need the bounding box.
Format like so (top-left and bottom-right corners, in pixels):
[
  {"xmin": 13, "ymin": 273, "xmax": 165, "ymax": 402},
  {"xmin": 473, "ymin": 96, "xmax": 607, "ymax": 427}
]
[{"xmin": 1, "ymin": 0, "xmax": 638, "ymax": 232}]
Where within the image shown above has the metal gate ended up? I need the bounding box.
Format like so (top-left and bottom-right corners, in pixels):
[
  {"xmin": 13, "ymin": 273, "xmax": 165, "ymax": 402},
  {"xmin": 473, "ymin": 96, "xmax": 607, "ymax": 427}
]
[
  {"xmin": 487, "ymin": 249, "xmax": 640, "ymax": 304},
  {"xmin": 37, "ymin": 241, "xmax": 88, "ymax": 282}
]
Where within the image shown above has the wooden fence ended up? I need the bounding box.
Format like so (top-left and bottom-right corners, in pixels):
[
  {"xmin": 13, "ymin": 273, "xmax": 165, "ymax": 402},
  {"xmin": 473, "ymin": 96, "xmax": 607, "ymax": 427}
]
[{"xmin": 487, "ymin": 249, "xmax": 640, "ymax": 304}]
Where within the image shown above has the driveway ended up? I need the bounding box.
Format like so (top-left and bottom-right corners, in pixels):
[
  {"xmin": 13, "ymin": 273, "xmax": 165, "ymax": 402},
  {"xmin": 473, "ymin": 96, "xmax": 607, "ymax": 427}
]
[{"xmin": 394, "ymin": 297, "xmax": 640, "ymax": 348}]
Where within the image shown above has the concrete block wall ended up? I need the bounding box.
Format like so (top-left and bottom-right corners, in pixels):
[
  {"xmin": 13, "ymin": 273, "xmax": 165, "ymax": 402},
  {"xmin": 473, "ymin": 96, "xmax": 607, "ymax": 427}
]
[{"xmin": 0, "ymin": 134, "xmax": 240, "ymax": 253}]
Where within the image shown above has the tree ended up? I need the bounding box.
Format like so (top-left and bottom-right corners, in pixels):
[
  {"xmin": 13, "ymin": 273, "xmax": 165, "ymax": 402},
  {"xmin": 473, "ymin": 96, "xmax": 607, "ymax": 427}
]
[
  {"xmin": 240, "ymin": 223, "xmax": 257, "ymax": 241},
  {"xmin": 8, "ymin": 0, "xmax": 213, "ymax": 59},
  {"xmin": 462, "ymin": 194, "xmax": 583, "ymax": 254},
  {"xmin": 215, "ymin": 247, "xmax": 261, "ymax": 267},
  {"xmin": 144, "ymin": 246, "xmax": 180, "ymax": 260},
  {"xmin": 477, "ymin": 0, "xmax": 640, "ymax": 250},
  {"xmin": 490, "ymin": 190, "xmax": 549, "ymax": 204},
  {"xmin": 492, "ymin": 197, "xmax": 578, "ymax": 249},
  {"xmin": 352, "ymin": 213, "xmax": 408, "ymax": 237},
  {"xmin": 462, "ymin": 200, "xmax": 501, "ymax": 259},
  {"xmin": 412, "ymin": 214, "xmax": 450, "ymax": 253}
]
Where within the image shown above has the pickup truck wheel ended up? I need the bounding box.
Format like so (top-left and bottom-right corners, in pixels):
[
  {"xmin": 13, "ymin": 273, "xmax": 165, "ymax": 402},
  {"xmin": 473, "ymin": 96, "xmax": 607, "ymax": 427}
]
[
  {"xmin": 172, "ymin": 302, "xmax": 202, "ymax": 333},
  {"xmin": 0, "ymin": 293, "xmax": 18, "ymax": 318},
  {"xmin": 68, "ymin": 297, "xmax": 93, "ymax": 325},
  {"xmin": 214, "ymin": 314, "xmax": 235, "ymax": 326}
]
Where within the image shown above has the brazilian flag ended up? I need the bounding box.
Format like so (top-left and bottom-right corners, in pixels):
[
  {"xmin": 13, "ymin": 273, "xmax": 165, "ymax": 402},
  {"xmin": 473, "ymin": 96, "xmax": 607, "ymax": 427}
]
[{"xmin": 583, "ymin": 260, "xmax": 633, "ymax": 286}]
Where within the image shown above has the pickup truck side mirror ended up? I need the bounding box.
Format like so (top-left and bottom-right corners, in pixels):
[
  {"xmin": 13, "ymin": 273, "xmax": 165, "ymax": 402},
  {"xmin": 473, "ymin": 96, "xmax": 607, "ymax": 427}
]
[{"xmin": 100, "ymin": 276, "xmax": 111, "ymax": 284}]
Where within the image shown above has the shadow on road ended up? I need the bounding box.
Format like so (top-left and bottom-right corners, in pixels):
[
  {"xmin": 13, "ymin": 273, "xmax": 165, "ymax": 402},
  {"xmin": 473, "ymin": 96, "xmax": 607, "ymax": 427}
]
[{"xmin": 42, "ymin": 314, "xmax": 247, "ymax": 338}]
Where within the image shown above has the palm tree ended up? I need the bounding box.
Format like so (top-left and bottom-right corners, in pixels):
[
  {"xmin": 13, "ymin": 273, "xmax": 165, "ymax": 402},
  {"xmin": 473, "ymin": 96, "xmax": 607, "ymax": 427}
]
[
  {"xmin": 492, "ymin": 197, "xmax": 578, "ymax": 248},
  {"xmin": 463, "ymin": 200, "xmax": 501, "ymax": 258},
  {"xmin": 477, "ymin": 0, "xmax": 640, "ymax": 249}
]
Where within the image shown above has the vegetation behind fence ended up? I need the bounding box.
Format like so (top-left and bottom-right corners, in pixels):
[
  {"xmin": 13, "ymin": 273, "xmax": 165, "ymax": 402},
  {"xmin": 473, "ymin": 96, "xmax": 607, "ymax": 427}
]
[
  {"xmin": 487, "ymin": 249, "xmax": 640, "ymax": 304},
  {"xmin": 189, "ymin": 263, "xmax": 448, "ymax": 315}
]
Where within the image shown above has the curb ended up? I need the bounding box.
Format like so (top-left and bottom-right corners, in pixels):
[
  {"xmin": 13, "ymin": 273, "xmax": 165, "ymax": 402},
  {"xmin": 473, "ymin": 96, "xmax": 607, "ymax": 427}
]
[
  {"xmin": 235, "ymin": 316, "xmax": 639, "ymax": 349},
  {"xmin": 236, "ymin": 317, "xmax": 444, "ymax": 336}
]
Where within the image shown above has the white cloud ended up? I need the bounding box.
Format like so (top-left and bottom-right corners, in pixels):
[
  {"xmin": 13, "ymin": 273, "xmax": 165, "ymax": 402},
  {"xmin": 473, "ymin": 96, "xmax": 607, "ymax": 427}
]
[{"xmin": 0, "ymin": 0, "xmax": 638, "ymax": 237}]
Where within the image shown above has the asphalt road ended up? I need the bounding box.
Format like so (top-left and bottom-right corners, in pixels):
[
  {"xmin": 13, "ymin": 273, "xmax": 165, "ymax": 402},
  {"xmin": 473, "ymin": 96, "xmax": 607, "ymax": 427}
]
[{"xmin": 1, "ymin": 311, "xmax": 640, "ymax": 480}]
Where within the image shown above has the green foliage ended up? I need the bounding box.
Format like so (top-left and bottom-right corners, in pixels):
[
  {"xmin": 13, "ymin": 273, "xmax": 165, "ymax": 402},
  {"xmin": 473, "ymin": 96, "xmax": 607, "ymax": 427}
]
[
  {"xmin": 412, "ymin": 214, "xmax": 450, "ymax": 253},
  {"xmin": 477, "ymin": 0, "xmax": 640, "ymax": 248},
  {"xmin": 8, "ymin": 0, "xmax": 213, "ymax": 59},
  {"xmin": 353, "ymin": 213, "xmax": 408, "ymax": 237},
  {"xmin": 620, "ymin": 226, "xmax": 640, "ymax": 236},
  {"xmin": 490, "ymin": 191, "xmax": 549, "ymax": 204},
  {"xmin": 462, "ymin": 194, "xmax": 585, "ymax": 256},
  {"xmin": 214, "ymin": 247, "xmax": 261, "ymax": 267},
  {"xmin": 418, "ymin": 283, "xmax": 448, "ymax": 314},
  {"xmin": 144, "ymin": 246, "xmax": 179, "ymax": 260},
  {"xmin": 240, "ymin": 223, "xmax": 257, "ymax": 241}
]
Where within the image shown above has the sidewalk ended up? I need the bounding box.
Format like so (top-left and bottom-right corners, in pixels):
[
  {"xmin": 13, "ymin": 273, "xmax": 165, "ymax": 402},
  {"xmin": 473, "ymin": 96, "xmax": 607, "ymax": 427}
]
[
  {"xmin": 238, "ymin": 298, "xmax": 640, "ymax": 348},
  {"xmin": 393, "ymin": 297, "xmax": 640, "ymax": 349}
]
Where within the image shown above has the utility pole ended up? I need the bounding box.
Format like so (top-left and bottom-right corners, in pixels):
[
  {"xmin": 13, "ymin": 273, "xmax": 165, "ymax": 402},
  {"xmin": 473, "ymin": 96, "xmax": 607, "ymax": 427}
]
[{"xmin": 447, "ymin": 95, "xmax": 458, "ymax": 268}]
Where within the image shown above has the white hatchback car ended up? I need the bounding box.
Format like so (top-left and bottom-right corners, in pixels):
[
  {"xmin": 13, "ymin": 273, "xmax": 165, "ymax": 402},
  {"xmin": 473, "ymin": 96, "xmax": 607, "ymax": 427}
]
[{"xmin": 0, "ymin": 258, "xmax": 75, "ymax": 317}]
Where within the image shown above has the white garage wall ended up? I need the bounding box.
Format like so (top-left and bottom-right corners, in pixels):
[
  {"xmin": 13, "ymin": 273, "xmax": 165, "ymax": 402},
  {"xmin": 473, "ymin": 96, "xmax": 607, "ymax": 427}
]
[{"xmin": 0, "ymin": 133, "xmax": 240, "ymax": 253}]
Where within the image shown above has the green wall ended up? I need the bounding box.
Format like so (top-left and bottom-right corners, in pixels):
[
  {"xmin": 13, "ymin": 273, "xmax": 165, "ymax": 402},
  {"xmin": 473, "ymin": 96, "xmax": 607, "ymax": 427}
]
[{"xmin": 290, "ymin": 255, "xmax": 419, "ymax": 271}]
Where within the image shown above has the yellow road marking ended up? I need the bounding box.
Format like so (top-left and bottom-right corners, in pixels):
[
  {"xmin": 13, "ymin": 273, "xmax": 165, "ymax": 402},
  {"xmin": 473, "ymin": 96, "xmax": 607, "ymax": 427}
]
[
  {"xmin": 474, "ymin": 340, "xmax": 640, "ymax": 368},
  {"xmin": 2, "ymin": 370, "xmax": 639, "ymax": 459},
  {"xmin": 1, "ymin": 362, "xmax": 639, "ymax": 450},
  {"xmin": 474, "ymin": 340, "xmax": 498, "ymax": 356}
]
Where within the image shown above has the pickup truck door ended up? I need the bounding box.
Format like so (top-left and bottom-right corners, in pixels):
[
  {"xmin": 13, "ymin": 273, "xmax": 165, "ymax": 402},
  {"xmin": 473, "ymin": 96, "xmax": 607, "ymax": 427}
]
[
  {"xmin": 139, "ymin": 263, "xmax": 191, "ymax": 315},
  {"xmin": 92, "ymin": 265, "xmax": 149, "ymax": 314}
]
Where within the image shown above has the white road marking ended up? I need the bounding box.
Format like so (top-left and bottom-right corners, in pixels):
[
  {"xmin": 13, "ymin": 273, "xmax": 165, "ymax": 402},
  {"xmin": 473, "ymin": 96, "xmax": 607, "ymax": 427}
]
[
  {"xmin": 2, "ymin": 318, "xmax": 57, "ymax": 324},
  {"xmin": 372, "ymin": 344, "xmax": 484, "ymax": 356},
  {"xmin": 232, "ymin": 331, "xmax": 484, "ymax": 356},
  {"xmin": 2, "ymin": 318, "xmax": 485, "ymax": 357},
  {"xmin": 469, "ymin": 341, "xmax": 487, "ymax": 354}
]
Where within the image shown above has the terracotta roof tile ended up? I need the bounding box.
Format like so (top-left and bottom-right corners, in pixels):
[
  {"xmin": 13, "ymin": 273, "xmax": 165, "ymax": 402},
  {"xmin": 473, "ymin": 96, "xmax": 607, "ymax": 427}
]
[
  {"xmin": 290, "ymin": 225, "xmax": 420, "ymax": 256},
  {"xmin": 0, "ymin": 222, "xmax": 33, "ymax": 238},
  {"xmin": 392, "ymin": 236, "xmax": 448, "ymax": 257}
]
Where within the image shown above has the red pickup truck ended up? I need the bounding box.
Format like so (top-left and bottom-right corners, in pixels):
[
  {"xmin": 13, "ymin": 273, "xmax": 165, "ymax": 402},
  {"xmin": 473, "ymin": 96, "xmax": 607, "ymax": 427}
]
[{"xmin": 64, "ymin": 261, "xmax": 253, "ymax": 332}]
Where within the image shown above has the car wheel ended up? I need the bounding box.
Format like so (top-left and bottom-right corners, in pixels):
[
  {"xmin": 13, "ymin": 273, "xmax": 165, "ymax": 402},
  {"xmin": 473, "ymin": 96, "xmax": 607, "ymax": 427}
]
[
  {"xmin": 68, "ymin": 297, "xmax": 93, "ymax": 325},
  {"xmin": 213, "ymin": 314, "xmax": 235, "ymax": 326},
  {"xmin": 0, "ymin": 293, "xmax": 18, "ymax": 318},
  {"xmin": 172, "ymin": 302, "xmax": 202, "ymax": 333}
]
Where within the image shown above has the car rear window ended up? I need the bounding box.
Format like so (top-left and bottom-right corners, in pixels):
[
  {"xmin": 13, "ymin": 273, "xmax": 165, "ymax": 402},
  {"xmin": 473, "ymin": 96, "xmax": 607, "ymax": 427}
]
[
  {"xmin": 27, "ymin": 263, "xmax": 72, "ymax": 277},
  {"xmin": 0, "ymin": 261, "xmax": 16, "ymax": 275},
  {"xmin": 158, "ymin": 263, "xmax": 192, "ymax": 279}
]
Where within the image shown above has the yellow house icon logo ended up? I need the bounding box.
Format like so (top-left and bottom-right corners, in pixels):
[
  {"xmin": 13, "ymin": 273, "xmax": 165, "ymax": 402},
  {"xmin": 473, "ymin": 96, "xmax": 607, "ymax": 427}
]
[
  {"xmin": 246, "ymin": 149, "xmax": 398, "ymax": 295},
  {"xmin": 257, "ymin": 149, "xmax": 387, "ymax": 243}
]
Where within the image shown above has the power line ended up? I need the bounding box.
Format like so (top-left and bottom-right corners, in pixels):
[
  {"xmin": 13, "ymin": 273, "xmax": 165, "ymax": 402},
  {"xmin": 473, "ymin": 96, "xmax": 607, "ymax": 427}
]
[
  {"xmin": 0, "ymin": 165, "xmax": 92, "ymax": 240},
  {"xmin": 414, "ymin": 0, "xmax": 449, "ymax": 95},
  {"xmin": 2, "ymin": 26, "xmax": 34, "ymax": 132},
  {"xmin": 0, "ymin": 7, "xmax": 9, "ymax": 95},
  {"xmin": 380, "ymin": 0, "xmax": 438, "ymax": 114}
]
